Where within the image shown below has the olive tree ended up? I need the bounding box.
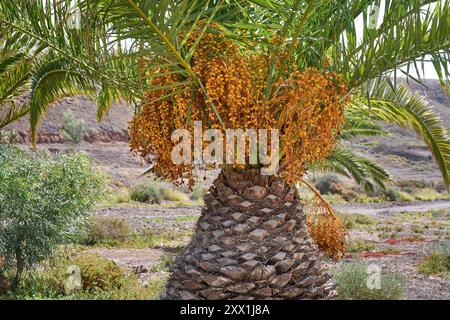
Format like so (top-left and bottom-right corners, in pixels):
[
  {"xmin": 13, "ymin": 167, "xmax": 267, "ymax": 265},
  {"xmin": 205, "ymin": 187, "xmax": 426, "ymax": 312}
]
[{"xmin": 0, "ymin": 144, "xmax": 104, "ymax": 289}]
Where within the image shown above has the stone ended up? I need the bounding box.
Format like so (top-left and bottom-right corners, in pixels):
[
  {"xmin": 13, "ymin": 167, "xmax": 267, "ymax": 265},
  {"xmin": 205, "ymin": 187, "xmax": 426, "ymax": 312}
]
[
  {"xmin": 231, "ymin": 212, "xmax": 244, "ymax": 221},
  {"xmin": 276, "ymin": 213, "xmax": 287, "ymax": 221},
  {"xmin": 226, "ymin": 283, "xmax": 256, "ymax": 294},
  {"xmin": 208, "ymin": 245, "xmax": 222, "ymax": 252},
  {"xmin": 264, "ymin": 219, "xmax": 282, "ymax": 229},
  {"xmin": 270, "ymin": 274, "xmax": 292, "ymax": 288},
  {"xmin": 270, "ymin": 252, "xmax": 286, "ymax": 263},
  {"xmin": 234, "ymin": 223, "xmax": 251, "ymax": 234},
  {"xmin": 202, "ymin": 253, "xmax": 215, "ymax": 261},
  {"xmin": 246, "ymin": 186, "xmax": 267, "ymax": 199},
  {"xmin": 222, "ymin": 220, "xmax": 236, "ymax": 228},
  {"xmin": 248, "ymin": 216, "xmax": 261, "ymax": 224},
  {"xmin": 249, "ymin": 229, "xmax": 268, "ymax": 241},
  {"xmin": 204, "ymin": 275, "xmax": 233, "ymax": 287},
  {"xmin": 220, "ymin": 266, "xmax": 247, "ymax": 281},
  {"xmin": 275, "ymin": 259, "xmax": 295, "ymax": 273},
  {"xmin": 241, "ymin": 253, "xmax": 257, "ymax": 261},
  {"xmin": 284, "ymin": 202, "xmax": 293, "ymax": 207}
]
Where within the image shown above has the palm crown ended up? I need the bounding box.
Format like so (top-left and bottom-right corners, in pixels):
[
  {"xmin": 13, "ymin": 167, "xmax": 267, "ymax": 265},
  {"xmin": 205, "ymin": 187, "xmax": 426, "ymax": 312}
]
[{"xmin": 0, "ymin": 0, "xmax": 449, "ymax": 190}]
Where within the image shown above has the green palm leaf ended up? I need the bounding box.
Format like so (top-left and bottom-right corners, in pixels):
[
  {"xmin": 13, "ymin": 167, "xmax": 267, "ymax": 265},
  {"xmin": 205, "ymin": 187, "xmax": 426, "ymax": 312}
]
[{"xmin": 351, "ymin": 82, "xmax": 450, "ymax": 187}]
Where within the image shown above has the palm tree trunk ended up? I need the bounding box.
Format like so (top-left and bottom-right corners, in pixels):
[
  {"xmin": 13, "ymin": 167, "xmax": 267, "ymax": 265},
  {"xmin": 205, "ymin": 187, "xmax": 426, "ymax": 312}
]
[{"xmin": 165, "ymin": 168, "xmax": 335, "ymax": 300}]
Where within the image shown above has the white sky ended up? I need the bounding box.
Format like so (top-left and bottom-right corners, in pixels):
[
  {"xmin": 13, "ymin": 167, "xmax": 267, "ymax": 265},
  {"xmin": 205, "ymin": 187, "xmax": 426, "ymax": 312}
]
[{"xmin": 354, "ymin": 1, "xmax": 443, "ymax": 80}]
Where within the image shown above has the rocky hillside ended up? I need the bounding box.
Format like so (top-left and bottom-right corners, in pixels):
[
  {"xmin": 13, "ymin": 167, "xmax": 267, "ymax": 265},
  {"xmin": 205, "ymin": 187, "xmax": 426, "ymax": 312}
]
[{"xmin": 5, "ymin": 95, "xmax": 132, "ymax": 143}]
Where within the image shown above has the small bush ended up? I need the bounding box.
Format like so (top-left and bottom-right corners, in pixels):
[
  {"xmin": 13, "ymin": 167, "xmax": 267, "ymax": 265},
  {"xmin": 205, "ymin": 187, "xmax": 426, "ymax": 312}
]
[
  {"xmin": 333, "ymin": 261, "xmax": 405, "ymax": 300},
  {"xmin": 70, "ymin": 254, "xmax": 124, "ymax": 291},
  {"xmin": 130, "ymin": 180, "xmax": 189, "ymax": 204},
  {"xmin": 339, "ymin": 214, "xmax": 377, "ymax": 229},
  {"xmin": 399, "ymin": 191, "xmax": 415, "ymax": 202},
  {"xmin": 78, "ymin": 216, "xmax": 133, "ymax": 246},
  {"xmin": 189, "ymin": 184, "xmax": 208, "ymax": 201},
  {"xmin": 8, "ymin": 251, "xmax": 167, "ymax": 300},
  {"xmin": 315, "ymin": 175, "xmax": 341, "ymax": 195},
  {"xmin": 347, "ymin": 239, "xmax": 376, "ymax": 253},
  {"xmin": 384, "ymin": 187, "xmax": 401, "ymax": 202},
  {"xmin": 417, "ymin": 240, "xmax": 450, "ymax": 280},
  {"xmin": 60, "ymin": 111, "xmax": 85, "ymax": 146},
  {"xmin": 0, "ymin": 144, "xmax": 103, "ymax": 289}
]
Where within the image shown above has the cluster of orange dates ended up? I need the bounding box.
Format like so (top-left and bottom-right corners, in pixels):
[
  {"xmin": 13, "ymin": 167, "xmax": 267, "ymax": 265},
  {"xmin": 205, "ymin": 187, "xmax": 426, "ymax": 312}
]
[{"xmin": 130, "ymin": 27, "xmax": 348, "ymax": 186}]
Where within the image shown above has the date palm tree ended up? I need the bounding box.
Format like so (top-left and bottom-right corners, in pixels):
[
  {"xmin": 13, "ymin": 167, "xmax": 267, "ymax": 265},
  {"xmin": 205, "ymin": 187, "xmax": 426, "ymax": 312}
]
[{"xmin": 1, "ymin": 0, "xmax": 449, "ymax": 299}]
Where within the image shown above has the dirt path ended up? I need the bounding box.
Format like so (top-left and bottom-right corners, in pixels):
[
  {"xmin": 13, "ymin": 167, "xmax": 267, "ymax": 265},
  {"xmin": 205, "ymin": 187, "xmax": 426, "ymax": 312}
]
[{"xmin": 334, "ymin": 199, "xmax": 450, "ymax": 216}]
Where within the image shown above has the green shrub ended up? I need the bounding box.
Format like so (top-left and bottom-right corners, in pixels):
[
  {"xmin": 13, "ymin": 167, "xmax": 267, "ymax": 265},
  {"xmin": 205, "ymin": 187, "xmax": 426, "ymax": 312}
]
[
  {"xmin": 70, "ymin": 253, "xmax": 124, "ymax": 291},
  {"xmin": 399, "ymin": 191, "xmax": 415, "ymax": 202},
  {"xmin": 333, "ymin": 261, "xmax": 405, "ymax": 300},
  {"xmin": 78, "ymin": 216, "xmax": 133, "ymax": 246},
  {"xmin": 8, "ymin": 251, "xmax": 167, "ymax": 300},
  {"xmin": 347, "ymin": 239, "xmax": 376, "ymax": 253},
  {"xmin": 315, "ymin": 175, "xmax": 341, "ymax": 195},
  {"xmin": 130, "ymin": 180, "xmax": 189, "ymax": 204},
  {"xmin": 189, "ymin": 184, "xmax": 208, "ymax": 201},
  {"xmin": 60, "ymin": 111, "xmax": 85, "ymax": 145},
  {"xmin": 417, "ymin": 240, "xmax": 450, "ymax": 280},
  {"xmin": 0, "ymin": 144, "xmax": 103, "ymax": 289},
  {"xmin": 338, "ymin": 214, "xmax": 377, "ymax": 229},
  {"xmin": 384, "ymin": 187, "xmax": 401, "ymax": 202}
]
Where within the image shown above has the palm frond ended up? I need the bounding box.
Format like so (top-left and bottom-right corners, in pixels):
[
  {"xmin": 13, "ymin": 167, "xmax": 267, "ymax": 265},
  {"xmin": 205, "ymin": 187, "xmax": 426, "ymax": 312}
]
[
  {"xmin": 29, "ymin": 55, "xmax": 95, "ymax": 144},
  {"xmin": 317, "ymin": 146, "xmax": 391, "ymax": 192},
  {"xmin": 351, "ymin": 81, "xmax": 450, "ymax": 187}
]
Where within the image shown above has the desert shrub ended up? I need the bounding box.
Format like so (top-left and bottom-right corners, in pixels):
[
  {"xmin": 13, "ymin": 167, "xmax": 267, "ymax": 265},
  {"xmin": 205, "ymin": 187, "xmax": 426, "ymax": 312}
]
[
  {"xmin": 60, "ymin": 111, "xmax": 85, "ymax": 145},
  {"xmin": 0, "ymin": 144, "xmax": 103, "ymax": 289},
  {"xmin": 130, "ymin": 180, "xmax": 189, "ymax": 204},
  {"xmin": 69, "ymin": 254, "xmax": 124, "ymax": 291},
  {"xmin": 189, "ymin": 184, "xmax": 208, "ymax": 201},
  {"xmin": 339, "ymin": 214, "xmax": 377, "ymax": 230},
  {"xmin": 417, "ymin": 240, "xmax": 450, "ymax": 280},
  {"xmin": 333, "ymin": 261, "xmax": 405, "ymax": 300},
  {"xmin": 347, "ymin": 239, "xmax": 376, "ymax": 253},
  {"xmin": 8, "ymin": 251, "xmax": 166, "ymax": 300},
  {"xmin": 315, "ymin": 175, "xmax": 341, "ymax": 195},
  {"xmin": 78, "ymin": 216, "xmax": 133, "ymax": 246},
  {"xmin": 383, "ymin": 187, "xmax": 401, "ymax": 202},
  {"xmin": 399, "ymin": 191, "xmax": 415, "ymax": 202}
]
